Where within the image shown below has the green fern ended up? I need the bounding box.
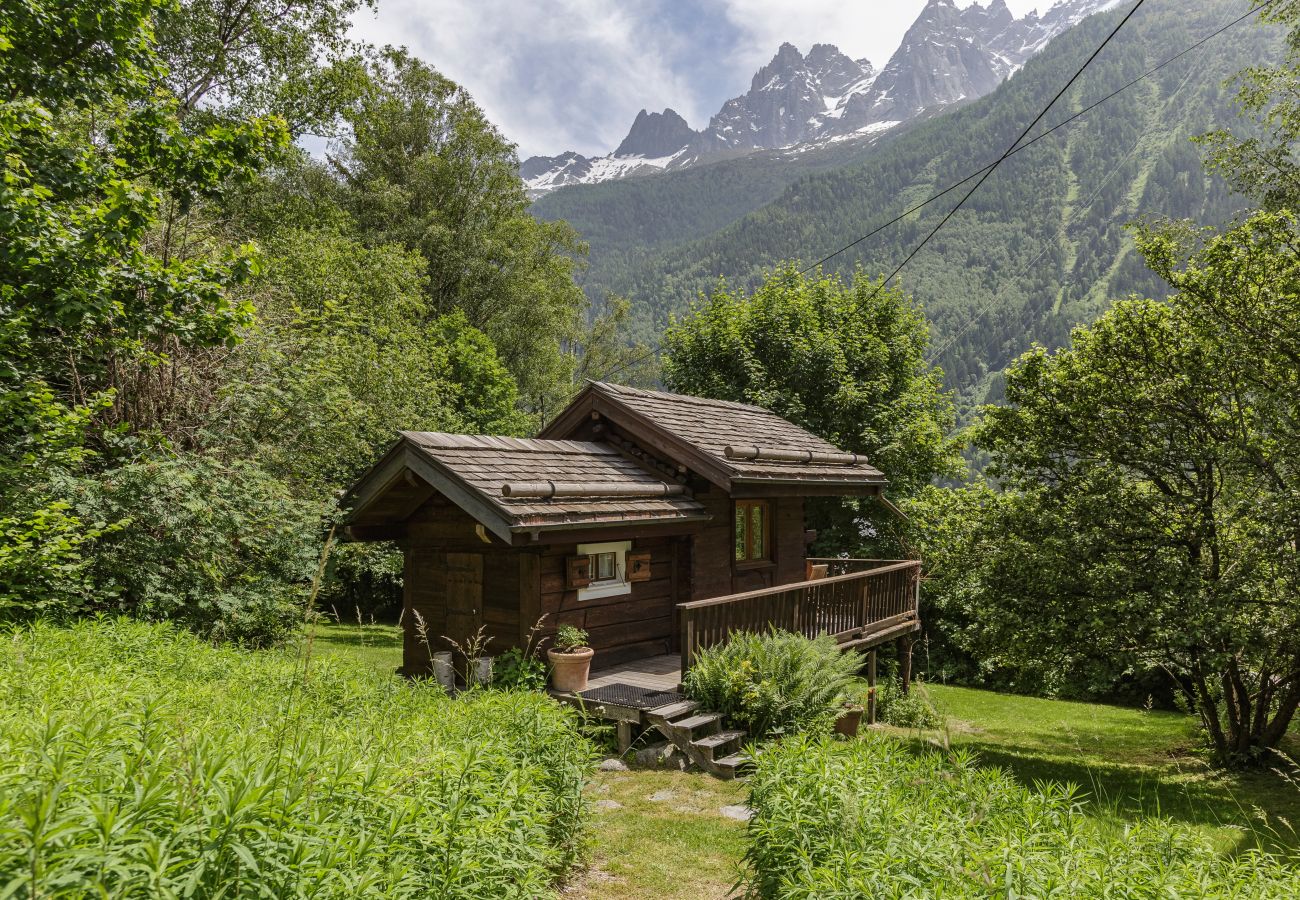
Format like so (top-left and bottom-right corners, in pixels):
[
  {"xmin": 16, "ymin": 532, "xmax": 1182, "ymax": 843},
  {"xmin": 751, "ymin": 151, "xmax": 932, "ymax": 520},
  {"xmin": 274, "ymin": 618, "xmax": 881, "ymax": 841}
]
[{"xmin": 683, "ymin": 629, "xmax": 861, "ymax": 738}]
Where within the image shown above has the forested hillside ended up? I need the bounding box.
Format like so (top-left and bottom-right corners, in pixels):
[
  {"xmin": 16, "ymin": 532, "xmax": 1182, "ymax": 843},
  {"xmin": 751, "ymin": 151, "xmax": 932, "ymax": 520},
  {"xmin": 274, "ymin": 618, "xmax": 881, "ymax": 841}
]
[{"xmin": 532, "ymin": 0, "xmax": 1280, "ymax": 417}]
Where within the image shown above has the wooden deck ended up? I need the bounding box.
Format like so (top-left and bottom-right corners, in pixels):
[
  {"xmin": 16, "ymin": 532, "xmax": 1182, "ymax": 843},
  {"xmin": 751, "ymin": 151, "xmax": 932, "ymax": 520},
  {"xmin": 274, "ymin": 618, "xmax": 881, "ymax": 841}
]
[
  {"xmin": 678, "ymin": 559, "xmax": 921, "ymax": 667},
  {"xmin": 585, "ymin": 653, "xmax": 682, "ymax": 693}
]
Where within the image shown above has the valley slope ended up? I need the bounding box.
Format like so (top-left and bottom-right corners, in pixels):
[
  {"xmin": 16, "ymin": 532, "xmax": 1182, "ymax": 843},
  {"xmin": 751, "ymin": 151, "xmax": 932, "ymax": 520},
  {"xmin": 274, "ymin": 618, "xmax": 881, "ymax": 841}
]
[{"xmin": 531, "ymin": 0, "xmax": 1279, "ymax": 417}]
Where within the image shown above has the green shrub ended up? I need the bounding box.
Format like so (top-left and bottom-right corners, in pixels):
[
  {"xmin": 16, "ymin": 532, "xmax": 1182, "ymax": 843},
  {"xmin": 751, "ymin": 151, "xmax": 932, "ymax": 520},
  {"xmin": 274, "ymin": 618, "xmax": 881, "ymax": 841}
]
[
  {"xmin": 873, "ymin": 678, "xmax": 943, "ymax": 729},
  {"xmin": 0, "ymin": 618, "xmax": 593, "ymax": 897},
  {"xmin": 62, "ymin": 455, "xmax": 324, "ymax": 646},
  {"xmin": 494, "ymin": 646, "xmax": 548, "ymax": 691},
  {"xmin": 743, "ymin": 735, "xmax": 1300, "ymax": 898},
  {"xmin": 683, "ymin": 630, "xmax": 862, "ymax": 738}
]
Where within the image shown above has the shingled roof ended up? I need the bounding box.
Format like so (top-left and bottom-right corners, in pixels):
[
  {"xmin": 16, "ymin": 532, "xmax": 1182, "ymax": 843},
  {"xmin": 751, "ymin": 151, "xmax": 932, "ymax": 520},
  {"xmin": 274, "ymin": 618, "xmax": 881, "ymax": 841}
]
[
  {"xmin": 346, "ymin": 431, "xmax": 708, "ymax": 542},
  {"xmin": 541, "ymin": 382, "xmax": 887, "ymax": 491},
  {"xmin": 345, "ymin": 382, "xmax": 888, "ymax": 540}
]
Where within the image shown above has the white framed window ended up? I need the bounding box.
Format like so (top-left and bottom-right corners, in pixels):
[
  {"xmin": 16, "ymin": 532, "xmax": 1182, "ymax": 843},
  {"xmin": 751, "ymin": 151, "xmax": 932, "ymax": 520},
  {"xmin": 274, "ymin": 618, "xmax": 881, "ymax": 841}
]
[{"xmin": 577, "ymin": 540, "xmax": 632, "ymax": 601}]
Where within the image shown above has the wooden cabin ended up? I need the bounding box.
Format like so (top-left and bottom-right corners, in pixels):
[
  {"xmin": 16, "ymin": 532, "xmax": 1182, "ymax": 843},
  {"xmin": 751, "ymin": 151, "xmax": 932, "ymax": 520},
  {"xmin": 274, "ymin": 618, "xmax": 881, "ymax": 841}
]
[{"xmin": 343, "ymin": 381, "xmax": 920, "ymax": 676}]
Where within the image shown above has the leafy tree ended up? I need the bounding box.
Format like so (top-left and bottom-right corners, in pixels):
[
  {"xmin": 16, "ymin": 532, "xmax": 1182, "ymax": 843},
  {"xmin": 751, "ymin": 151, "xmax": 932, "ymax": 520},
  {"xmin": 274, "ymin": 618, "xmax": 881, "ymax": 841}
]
[
  {"xmin": 663, "ymin": 264, "xmax": 961, "ymax": 554},
  {"xmin": 1198, "ymin": 0, "xmax": 1300, "ymax": 212},
  {"xmin": 154, "ymin": 0, "xmax": 373, "ymax": 134},
  {"xmin": 976, "ymin": 260, "xmax": 1299, "ymax": 763},
  {"xmin": 220, "ymin": 227, "xmax": 528, "ymax": 492},
  {"xmin": 330, "ymin": 48, "xmax": 588, "ymax": 403},
  {"xmin": 0, "ymin": 0, "xmax": 285, "ymax": 616}
]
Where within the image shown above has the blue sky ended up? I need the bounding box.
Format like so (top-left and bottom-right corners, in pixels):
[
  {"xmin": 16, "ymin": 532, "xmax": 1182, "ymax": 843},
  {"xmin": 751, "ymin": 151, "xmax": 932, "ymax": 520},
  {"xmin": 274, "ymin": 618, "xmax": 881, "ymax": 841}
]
[{"xmin": 348, "ymin": 0, "xmax": 1056, "ymax": 159}]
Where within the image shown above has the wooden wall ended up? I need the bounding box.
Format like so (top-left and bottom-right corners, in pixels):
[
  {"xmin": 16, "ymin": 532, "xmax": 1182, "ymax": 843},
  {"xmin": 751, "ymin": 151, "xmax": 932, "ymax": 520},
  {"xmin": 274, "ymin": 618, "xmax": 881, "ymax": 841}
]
[
  {"xmin": 398, "ymin": 489, "xmax": 811, "ymax": 673},
  {"xmin": 534, "ymin": 535, "xmax": 686, "ymax": 668},
  {"xmin": 687, "ymin": 489, "xmax": 807, "ymax": 600}
]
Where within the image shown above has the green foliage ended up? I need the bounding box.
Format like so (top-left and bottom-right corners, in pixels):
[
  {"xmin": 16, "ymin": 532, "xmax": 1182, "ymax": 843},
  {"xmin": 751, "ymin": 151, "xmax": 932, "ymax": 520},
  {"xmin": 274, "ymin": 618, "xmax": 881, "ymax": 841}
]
[
  {"xmin": 663, "ymin": 264, "xmax": 960, "ymax": 554},
  {"xmin": 553, "ymin": 625, "xmax": 589, "ymax": 653},
  {"xmin": 1198, "ymin": 1, "xmax": 1300, "ymax": 212},
  {"xmin": 683, "ymin": 631, "xmax": 862, "ymax": 738},
  {"xmin": 742, "ymin": 735, "xmax": 1300, "ymax": 898},
  {"xmin": 154, "ymin": 0, "xmax": 373, "ymax": 134},
  {"xmin": 1, "ymin": 0, "xmax": 592, "ymax": 636},
  {"xmin": 0, "ymin": 0, "xmax": 289, "ymax": 628},
  {"xmin": 974, "ymin": 234, "xmax": 1300, "ymax": 762},
  {"xmin": 493, "ymin": 647, "xmax": 549, "ymax": 691},
  {"xmin": 332, "ymin": 48, "xmax": 589, "ymax": 405},
  {"xmin": 0, "ymin": 618, "xmax": 592, "ymax": 896},
  {"xmin": 61, "ymin": 455, "xmax": 323, "ymax": 645},
  {"xmin": 222, "ymin": 227, "xmax": 528, "ymax": 495},
  {"xmin": 872, "ymin": 679, "xmax": 942, "ymax": 729}
]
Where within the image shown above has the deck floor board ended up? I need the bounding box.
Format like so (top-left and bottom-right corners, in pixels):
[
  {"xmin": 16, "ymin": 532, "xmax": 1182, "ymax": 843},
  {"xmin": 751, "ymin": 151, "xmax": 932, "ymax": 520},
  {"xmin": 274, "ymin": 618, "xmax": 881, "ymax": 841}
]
[{"xmin": 584, "ymin": 653, "xmax": 682, "ymax": 692}]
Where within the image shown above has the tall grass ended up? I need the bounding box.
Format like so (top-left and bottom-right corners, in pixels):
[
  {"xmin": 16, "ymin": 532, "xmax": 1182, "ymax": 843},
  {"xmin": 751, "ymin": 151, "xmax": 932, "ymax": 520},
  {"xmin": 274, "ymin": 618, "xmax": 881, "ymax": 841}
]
[
  {"xmin": 743, "ymin": 735, "xmax": 1300, "ymax": 898},
  {"xmin": 0, "ymin": 618, "xmax": 592, "ymax": 897}
]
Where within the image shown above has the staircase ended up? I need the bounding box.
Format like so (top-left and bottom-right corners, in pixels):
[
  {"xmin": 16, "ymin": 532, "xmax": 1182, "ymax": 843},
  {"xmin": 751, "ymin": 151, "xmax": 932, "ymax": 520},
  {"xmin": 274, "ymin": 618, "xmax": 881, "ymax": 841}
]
[{"xmin": 645, "ymin": 699, "xmax": 751, "ymax": 779}]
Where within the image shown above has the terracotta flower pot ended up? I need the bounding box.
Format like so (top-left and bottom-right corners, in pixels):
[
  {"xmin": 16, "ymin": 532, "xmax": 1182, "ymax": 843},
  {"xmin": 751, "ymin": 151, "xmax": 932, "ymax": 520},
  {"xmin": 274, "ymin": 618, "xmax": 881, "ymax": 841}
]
[
  {"xmin": 835, "ymin": 705, "xmax": 864, "ymax": 737},
  {"xmin": 548, "ymin": 647, "xmax": 595, "ymax": 692}
]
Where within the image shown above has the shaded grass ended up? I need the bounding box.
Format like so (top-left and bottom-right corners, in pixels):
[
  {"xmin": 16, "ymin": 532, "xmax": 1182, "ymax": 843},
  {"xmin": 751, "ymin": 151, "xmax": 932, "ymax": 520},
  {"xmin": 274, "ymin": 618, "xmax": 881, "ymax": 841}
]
[
  {"xmin": 563, "ymin": 768, "xmax": 749, "ymax": 900},
  {"xmin": 902, "ymin": 685, "xmax": 1300, "ymax": 852},
  {"xmin": 306, "ymin": 620, "xmax": 403, "ymax": 673}
]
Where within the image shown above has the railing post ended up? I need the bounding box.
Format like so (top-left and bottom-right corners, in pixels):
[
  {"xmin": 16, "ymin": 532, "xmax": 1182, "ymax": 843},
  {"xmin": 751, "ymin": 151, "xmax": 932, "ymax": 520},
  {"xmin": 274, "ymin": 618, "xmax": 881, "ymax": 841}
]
[{"xmin": 684, "ymin": 613, "xmax": 695, "ymax": 670}]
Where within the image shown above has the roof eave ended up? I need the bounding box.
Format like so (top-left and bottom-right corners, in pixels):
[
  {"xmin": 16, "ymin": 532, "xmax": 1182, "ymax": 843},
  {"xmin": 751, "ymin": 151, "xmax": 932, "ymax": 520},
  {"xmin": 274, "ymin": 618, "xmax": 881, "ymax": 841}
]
[
  {"xmin": 401, "ymin": 447, "xmax": 520, "ymax": 544},
  {"xmin": 507, "ymin": 512, "xmax": 712, "ymax": 534}
]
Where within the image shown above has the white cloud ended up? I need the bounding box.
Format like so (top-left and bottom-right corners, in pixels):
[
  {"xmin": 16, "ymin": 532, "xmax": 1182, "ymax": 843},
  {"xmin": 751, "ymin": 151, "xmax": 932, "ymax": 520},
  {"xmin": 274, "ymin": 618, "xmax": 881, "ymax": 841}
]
[
  {"xmin": 349, "ymin": 0, "xmax": 1072, "ymax": 160},
  {"xmin": 350, "ymin": 0, "xmax": 707, "ymax": 159}
]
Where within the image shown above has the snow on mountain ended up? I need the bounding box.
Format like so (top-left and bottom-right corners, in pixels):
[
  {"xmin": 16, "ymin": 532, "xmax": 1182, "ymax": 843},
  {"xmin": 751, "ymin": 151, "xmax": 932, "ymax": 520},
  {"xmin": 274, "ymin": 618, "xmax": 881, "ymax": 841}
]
[{"xmin": 521, "ymin": 0, "xmax": 1120, "ymax": 196}]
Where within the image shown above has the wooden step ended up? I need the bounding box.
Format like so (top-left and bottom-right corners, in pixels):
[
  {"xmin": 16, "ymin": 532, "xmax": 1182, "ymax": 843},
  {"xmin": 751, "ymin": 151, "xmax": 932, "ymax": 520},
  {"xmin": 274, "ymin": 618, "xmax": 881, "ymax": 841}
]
[
  {"xmin": 673, "ymin": 712, "xmax": 723, "ymax": 733},
  {"xmin": 712, "ymin": 752, "xmax": 752, "ymax": 779},
  {"xmin": 645, "ymin": 700, "xmax": 698, "ymax": 724},
  {"xmin": 690, "ymin": 729, "xmax": 746, "ymax": 762}
]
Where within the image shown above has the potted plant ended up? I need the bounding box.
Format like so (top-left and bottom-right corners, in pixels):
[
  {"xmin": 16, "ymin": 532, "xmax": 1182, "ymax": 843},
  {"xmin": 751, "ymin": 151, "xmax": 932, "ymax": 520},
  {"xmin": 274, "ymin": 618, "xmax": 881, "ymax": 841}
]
[
  {"xmin": 834, "ymin": 699, "xmax": 865, "ymax": 737},
  {"xmin": 547, "ymin": 625, "xmax": 594, "ymax": 692},
  {"xmin": 835, "ymin": 683, "xmax": 871, "ymax": 737}
]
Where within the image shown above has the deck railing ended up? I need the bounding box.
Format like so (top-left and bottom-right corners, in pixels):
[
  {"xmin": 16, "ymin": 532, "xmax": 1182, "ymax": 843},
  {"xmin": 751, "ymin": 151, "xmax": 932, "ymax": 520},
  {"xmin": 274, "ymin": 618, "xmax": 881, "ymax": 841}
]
[{"xmin": 678, "ymin": 559, "xmax": 921, "ymax": 668}]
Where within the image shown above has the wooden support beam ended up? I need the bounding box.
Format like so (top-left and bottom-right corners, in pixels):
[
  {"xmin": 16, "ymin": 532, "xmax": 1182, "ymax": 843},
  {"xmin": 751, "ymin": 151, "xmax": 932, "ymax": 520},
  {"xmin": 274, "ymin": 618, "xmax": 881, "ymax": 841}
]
[
  {"xmin": 867, "ymin": 649, "xmax": 877, "ymax": 725},
  {"xmin": 897, "ymin": 635, "xmax": 913, "ymax": 695}
]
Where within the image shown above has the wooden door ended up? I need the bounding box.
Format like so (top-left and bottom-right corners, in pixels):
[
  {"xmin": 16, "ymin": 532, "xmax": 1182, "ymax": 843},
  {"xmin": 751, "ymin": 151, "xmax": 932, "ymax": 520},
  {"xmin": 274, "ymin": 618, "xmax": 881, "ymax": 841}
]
[{"xmin": 443, "ymin": 552, "xmax": 483, "ymax": 650}]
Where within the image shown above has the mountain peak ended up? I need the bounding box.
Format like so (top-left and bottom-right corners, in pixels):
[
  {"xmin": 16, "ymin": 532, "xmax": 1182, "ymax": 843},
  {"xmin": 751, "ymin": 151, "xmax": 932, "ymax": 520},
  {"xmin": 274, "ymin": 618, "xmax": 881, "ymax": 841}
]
[
  {"xmin": 614, "ymin": 107, "xmax": 697, "ymax": 158},
  {"xmin": 522, "ymin": 0, "xmax": 1123, "ymax": 196}
]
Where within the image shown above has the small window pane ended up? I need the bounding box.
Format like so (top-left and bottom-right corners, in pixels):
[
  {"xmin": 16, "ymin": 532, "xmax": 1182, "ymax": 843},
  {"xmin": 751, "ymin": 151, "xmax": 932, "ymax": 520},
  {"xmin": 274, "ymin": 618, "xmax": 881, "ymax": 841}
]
[
  {"xmin": 735, "ymin": 505, "xmax": 748, "ymax": 561},
  {"xmin": 751, "ymin": 504, "xmax": 765, "ymax": 560},
  {"xmin": 593, "ymin": 551, "xmax": 617, "ymax": 581}
]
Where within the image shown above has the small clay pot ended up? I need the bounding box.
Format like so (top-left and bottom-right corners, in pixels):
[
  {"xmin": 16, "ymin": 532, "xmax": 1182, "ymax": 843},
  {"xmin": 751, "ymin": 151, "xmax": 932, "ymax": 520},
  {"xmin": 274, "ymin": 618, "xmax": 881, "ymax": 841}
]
[
  {"xmin": 548, "ymin": 647, "xmax": 595, "ymax": 692},
  {"xmin": 834, "ymin": 705, "xmax": 864, "ymax": 737}
]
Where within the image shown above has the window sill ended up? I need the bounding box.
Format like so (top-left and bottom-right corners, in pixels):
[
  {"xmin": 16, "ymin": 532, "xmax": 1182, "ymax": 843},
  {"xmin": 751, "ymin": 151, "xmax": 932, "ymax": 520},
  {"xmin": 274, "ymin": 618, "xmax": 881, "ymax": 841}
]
[
  {"xmin": 578, "ymin": 581, "xmax": 631, "ymax": 601},
  {"xmin": 734, "ymin": 560, "xmax": 776, "ymax": 572}
]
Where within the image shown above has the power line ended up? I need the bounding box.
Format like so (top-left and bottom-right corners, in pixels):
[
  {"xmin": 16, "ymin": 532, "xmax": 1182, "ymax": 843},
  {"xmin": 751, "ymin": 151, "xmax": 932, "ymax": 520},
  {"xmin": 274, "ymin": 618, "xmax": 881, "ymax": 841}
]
[
  {"xmin": 859, "ymin": 0, "xmax": 1149, "ymax": 300},
  {"xmin": 799, "ymin": 0, "xmax": 1272, "ymax": 276},
  {"xmin": 925, "ymin": 52, "xmax": 1205, "ymax": 367},
  {"xmin": 583, "ymin": 0, "xmax": 1271, "ymax": 392}
]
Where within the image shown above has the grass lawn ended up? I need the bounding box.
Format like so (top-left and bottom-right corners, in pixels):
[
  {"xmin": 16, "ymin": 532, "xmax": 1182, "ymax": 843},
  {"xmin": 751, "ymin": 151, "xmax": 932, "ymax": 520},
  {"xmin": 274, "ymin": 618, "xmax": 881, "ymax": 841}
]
[
  {"xmin": 303, "ymin": 624, "xmax": 1300, "ymax": 893},
  {"xmin": 304, "ymin": 620, "xmax": 404, "ymax": 673},
  {"xmin": 562, "ymin": 768, "xmax": 749, "ymax": 899},
  {"xmin": 910, "ymin": 684, "xmax": 1300, "ymax": 853}
]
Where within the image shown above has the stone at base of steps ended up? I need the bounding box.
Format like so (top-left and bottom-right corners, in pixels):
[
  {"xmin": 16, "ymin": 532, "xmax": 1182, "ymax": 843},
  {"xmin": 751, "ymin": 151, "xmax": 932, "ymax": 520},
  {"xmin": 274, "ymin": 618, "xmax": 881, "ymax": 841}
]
[
  {"xmin": 712, "ymin": 752, "xmax": 753, "ymax": 779},
  {"xmin": 643, "ymin": 698, "xmax": 749, "ymax": 779},
  {"xmin": 632, "ymin": 740, "xmax": 689, "ymax": 770}
]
